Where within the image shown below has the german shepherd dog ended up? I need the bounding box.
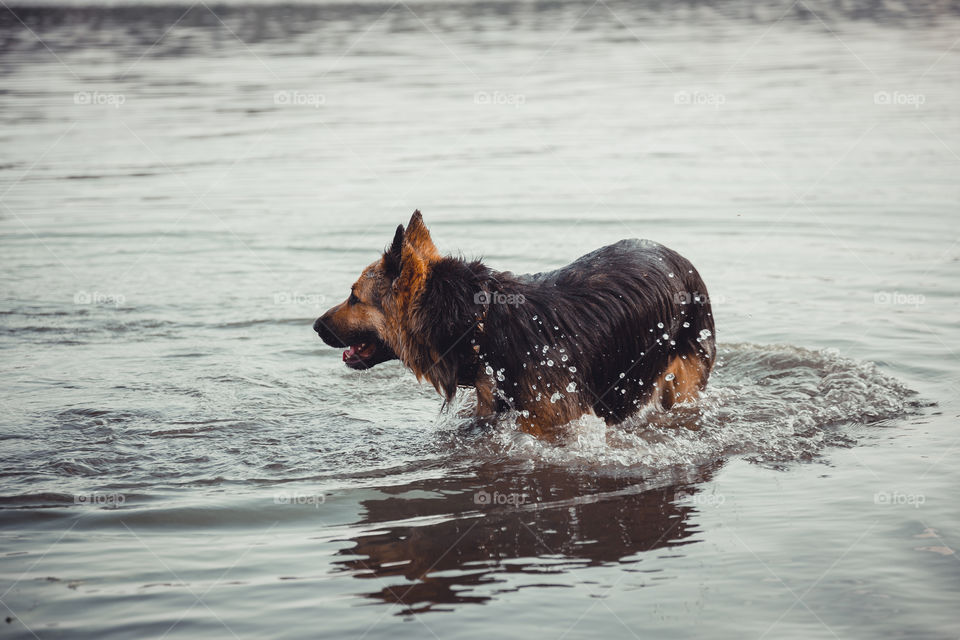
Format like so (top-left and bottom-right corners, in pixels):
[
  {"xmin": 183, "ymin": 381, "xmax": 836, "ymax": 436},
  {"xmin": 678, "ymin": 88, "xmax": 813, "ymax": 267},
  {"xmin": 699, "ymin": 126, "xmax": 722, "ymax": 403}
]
[{"xmin": 314, "ymin": 211, "xmax": 716, "ymax": 438}]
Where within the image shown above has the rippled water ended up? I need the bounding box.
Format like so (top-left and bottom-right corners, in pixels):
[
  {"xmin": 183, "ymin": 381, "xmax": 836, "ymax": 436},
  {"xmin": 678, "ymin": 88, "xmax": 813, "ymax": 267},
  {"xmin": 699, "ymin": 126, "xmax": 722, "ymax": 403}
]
[{"xmin": 1, "ymin": 1, "xmax": 959, "ymax": 638}]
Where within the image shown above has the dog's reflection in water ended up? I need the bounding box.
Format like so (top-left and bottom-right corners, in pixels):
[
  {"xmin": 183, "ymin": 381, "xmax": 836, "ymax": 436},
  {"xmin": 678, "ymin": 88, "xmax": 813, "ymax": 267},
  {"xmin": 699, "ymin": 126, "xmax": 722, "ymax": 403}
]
[{"xmin": 333, "ymin": 464, "xmax": 721, "ymax": 614}]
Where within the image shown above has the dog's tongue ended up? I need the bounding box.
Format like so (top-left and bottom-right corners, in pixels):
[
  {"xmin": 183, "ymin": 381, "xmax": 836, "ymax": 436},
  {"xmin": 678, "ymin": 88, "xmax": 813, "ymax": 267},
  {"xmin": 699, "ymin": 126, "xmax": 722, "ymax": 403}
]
[{"xmin": 342, "ymin": 346, "xmax": 356, "ymax": 362}]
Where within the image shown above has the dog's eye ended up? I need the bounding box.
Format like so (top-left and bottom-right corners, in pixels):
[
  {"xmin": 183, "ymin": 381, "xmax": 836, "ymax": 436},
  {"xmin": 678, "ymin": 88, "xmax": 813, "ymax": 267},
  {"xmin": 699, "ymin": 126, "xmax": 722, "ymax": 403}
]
[{"xmin": 348, "ymin": 292, "xmax": 361, "ymax": 306}]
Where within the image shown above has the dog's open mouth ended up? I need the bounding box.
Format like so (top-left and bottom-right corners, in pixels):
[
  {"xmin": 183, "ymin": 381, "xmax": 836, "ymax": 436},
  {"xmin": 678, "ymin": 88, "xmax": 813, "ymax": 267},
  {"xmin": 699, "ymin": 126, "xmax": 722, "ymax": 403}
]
[
  {"xmin": 342, "ymin": 339, "xmax": 396, "ymax": 370},
  {"xmin": 314, "ymin": 315, "xmax": 398, "ymax": 369}
]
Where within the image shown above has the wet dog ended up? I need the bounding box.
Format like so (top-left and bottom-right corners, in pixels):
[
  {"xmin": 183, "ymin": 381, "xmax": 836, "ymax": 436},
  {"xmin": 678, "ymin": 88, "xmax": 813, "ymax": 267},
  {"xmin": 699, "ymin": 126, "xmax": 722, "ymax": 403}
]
[{"xmin": 314, "ymin": 211, "xmax": 716, "ymax": 438}]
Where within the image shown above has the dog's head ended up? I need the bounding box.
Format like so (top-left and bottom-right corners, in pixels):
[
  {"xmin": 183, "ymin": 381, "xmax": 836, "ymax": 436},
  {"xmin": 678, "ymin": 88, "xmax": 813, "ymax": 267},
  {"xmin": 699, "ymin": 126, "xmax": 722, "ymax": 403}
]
[{"xmin": 314, "ymin": 210, "xmax": 440, "ymax": 370}]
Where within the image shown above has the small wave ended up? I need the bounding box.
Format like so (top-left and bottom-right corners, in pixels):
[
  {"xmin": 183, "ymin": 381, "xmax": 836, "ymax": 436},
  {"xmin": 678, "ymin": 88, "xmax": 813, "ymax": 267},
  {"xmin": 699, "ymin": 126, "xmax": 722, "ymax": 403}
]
[
  {"xmin": 56, "ymin": 408, "xmax": 149, "ymax": 427},
  {"xmin": 147, "ymin": 424, "xmax": 236, "ymax": 437},
  {"xmin": 449, "ymin": 343, "xmax": 919, "ymax": 470}
]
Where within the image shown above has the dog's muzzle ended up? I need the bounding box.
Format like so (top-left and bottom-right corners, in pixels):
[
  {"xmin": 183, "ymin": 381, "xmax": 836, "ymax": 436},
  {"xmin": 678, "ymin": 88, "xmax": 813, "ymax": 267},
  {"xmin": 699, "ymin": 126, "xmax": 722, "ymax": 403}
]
[
  {"xmin": 313, "ymin": 312, "xmax": 398, "ymax": 370},
  {"xmin": 314, "ymin": 313, "xmax": 346, "ymax": 347}
]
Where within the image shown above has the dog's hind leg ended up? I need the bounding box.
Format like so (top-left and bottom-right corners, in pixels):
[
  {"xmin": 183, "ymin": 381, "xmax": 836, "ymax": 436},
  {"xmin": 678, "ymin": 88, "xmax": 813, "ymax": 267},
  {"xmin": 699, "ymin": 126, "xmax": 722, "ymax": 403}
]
[{"xmin": 655, "ymin": 354, "xmax": 708, "ymax": 410}]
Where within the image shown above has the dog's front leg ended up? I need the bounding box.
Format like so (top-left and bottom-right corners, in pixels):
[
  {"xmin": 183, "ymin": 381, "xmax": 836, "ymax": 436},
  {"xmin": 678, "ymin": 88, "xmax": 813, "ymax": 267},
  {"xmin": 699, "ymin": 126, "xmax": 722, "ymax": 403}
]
[{"xmin": 474, "ymin": 377, "xmax": 497, "ymax": 419}]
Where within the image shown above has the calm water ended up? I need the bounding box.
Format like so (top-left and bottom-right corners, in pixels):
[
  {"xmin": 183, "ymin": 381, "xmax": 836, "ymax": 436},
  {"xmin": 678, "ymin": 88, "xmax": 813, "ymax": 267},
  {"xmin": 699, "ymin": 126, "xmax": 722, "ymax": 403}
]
[{"xmin": 1, "ymin": 0, "xmax": 959, "ymax": 638}]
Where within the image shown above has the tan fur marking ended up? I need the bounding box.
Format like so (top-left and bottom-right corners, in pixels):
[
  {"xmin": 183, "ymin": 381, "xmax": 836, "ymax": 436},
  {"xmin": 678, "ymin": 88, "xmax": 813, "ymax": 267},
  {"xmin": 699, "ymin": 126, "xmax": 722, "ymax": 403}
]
[
  {"xmin": 655, "ymin": 354, "xmax": 707, "ymax": 409},
  {"xmin": 517, "ymin": 410, "xmax": 571, "ymax": 442},
  {"xmin": 474, "ymin": 377, "xmax": 497, "ymax": 418},
  {"xmin": 405, "ymin": 210, "xmax": 440, "ymax": 262},
  {"xmin": 380, "ymin": 235, "xmax": 451, "ymax": 394},
  {"xmin": 512, "ymin": 376, "xmax": 584, "ymax": 441}
]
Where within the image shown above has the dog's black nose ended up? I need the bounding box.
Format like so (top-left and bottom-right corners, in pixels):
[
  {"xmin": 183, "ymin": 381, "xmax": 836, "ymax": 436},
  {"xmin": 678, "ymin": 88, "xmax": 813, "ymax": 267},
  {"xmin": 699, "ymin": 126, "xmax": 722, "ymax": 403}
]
[{"xmin": 314, "ymin": 314, "xmax": 348, "ymax": 347}]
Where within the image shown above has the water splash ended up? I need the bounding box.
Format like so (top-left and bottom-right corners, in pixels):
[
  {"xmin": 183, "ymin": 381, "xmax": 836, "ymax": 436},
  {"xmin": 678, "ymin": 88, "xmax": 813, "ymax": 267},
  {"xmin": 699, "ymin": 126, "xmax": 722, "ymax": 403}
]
[{"xmin": 450, "ymin": 343, "xmax": 918, "ymax": 471}]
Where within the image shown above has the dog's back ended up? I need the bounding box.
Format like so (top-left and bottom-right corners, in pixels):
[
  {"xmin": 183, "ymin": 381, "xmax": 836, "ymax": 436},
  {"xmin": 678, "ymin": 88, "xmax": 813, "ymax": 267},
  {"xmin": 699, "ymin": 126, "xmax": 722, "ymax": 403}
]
[{"xmin": 480, "ymin": 239, "xmax": 716, "ymax": 428}]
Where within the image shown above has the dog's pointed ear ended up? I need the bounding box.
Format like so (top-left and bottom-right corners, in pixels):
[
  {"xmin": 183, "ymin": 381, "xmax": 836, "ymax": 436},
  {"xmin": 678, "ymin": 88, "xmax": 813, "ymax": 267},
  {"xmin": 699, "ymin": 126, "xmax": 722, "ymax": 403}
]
[
  {"xmin": 383, "ymin": 224, "xmax": 404, "ymax": 279},
  {"xmin": 404, "ymin": 210, "xmax": 439, "ymax": 261}
]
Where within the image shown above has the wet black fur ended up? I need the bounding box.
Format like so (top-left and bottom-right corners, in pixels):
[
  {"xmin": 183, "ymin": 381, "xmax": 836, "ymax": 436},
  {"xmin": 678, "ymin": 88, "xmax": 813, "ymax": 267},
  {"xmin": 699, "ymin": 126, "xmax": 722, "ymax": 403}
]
[{"xmin": 419, "ymin": 239, "xmax": 717, "ymax": 423}]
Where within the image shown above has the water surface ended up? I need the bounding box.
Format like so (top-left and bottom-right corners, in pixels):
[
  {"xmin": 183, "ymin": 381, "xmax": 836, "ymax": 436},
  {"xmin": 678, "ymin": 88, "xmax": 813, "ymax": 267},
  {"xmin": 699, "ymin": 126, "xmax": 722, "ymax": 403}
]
[{"xmin": 1, "ymin": 1, "xmax": 959, "ymax": 638}]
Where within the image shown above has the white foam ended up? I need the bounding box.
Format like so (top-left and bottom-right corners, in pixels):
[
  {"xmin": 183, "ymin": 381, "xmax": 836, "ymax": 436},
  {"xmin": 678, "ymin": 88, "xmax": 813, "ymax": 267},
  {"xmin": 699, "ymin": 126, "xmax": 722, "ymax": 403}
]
[{"xmin": 444, "ymin": 343, "xmax": 916, "ymax": 471}]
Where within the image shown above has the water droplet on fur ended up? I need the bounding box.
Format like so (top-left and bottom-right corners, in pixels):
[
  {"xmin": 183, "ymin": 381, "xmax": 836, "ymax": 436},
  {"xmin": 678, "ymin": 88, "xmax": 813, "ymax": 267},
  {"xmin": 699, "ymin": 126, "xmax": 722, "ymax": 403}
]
[
  {"xmin": 550, "ymin": 391, "xmax": 562, "ymax": 403},
  {"xmin": 561, "ymin": 355, "xmax": 568, "ymax": 362},
  {"xmin": 665, "ymin": 373, "xmax": 676, "ymax": 381},
  {"xmin": 568, "ymin": 366, "xmax": 577, "ymax": 373},
  {"xmin": 566, "ymin": 382, "xmax": 577, "ymax": 392},
  {"xmin": 496, "ymin": 369, "xmax": 505, "ymax": 382},
  {"xmin": 683, "ymin": 321, "xmax": 690, "ymax": 328},
  {"xmin": 662, "ymin": 333, "xmax": 669, "ymax": 340},
  {"xmin": 700, "ymin": 329, "xmax": 712, "ymax": 339},
  {"xmin": 485, "ymin": 365, "xmax": 493, "ymax": 376},
  {"xmin": 657, "ymin": 322, "xmax": 664, "ymax": 328},
  {"xmin": 546, "ymin": 359, "xmax": 554, "ymax": 367},
  {"xmin": 619, "ymin": 372, "xmax": 625, "ymax": 378}
]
